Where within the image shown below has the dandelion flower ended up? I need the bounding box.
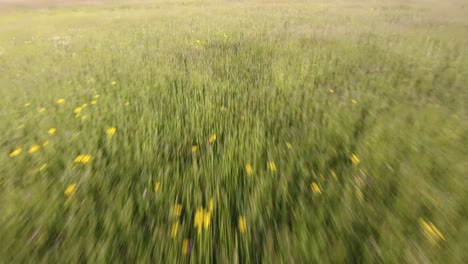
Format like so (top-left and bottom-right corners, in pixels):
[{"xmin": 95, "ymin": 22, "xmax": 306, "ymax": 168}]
[
  {"xmin": 196, "ymin": 40, "xmax": 201, "ymax": 45},
  {"xmin": 351, "ymin": 154, "xmax": 360, "ymax": 165},
  {"xmin": 24, "ymin": 103, "xmax": 31, "ymax": 107},
  {"xmin": 111, "ymin": 81, "xmax": 117, "ymax": 86},
  {"xmin": 238, "ymin": 216, "xmax": 246, "ymax": 233},
  {"xmin": 106, "ymin": 127, "xmax": 117, "ymax": 137},
  {"xmin": 182, "ymin": 239, "xmax": 189, "ymax": 255},
  {"xmin": 171, "ymin": 222, "xmax": 179, "ymax": 238},
  {"xmin": 9, "ymin": 148, "xmax": 22, "ymax": 157},
  {"xmin": 419, "ymin": 218, "xmax": 446, "ymax": 244},
  {"xmin": 74, "ymin": 154, "xmax": 92, "ymax": 164},
  {"xmin": 28, "ymin": 145, "xmax": 40, "ymax": 154},
  {"xmin": 245, "ymin": 164, "xmax": 253, "ymax": 175},
  {"xmin": 94, "ymin": 94, "xmax": 100, "ymax": 99},
  {"xmin": 267, "ymin": 161, "xmax": 276, "ymax": 172},
  {"xmin": 90, "ymin": 100, "xmax": 97, "ymax": 105},
  {"xmin": 39, "ymin": 107, "xmax": 46, "ymax": 113},
  {"xmin": 329, "ymin": 89, "xmax": 334, "ymax": 93},
  {"xmin": 39, "ymin": 163, "xmax": 47, "ymax": 171},
  {"xmin": 154, "ymin": 181, "xmax": 160, "ymax": 192},
  {"xmin": 56, "ymin": 98, "xmax": 65, "ymax": 104},
  {"xmin": 48, "ymin": 128, "xmax": 56, "ymax": 135},
  {"xmin": 311, "ymin": 182, "xmax": 321, "ymax": 194},
  {"xmin": 194, "ymin": 207, "xmax": 204, "ymax": 235},
  {"xmin": 351, "ymin": 99, "xmax": 358, "ymax": 104},
  {"xmin": 42, "ymin": 140, "xmax": 49, "ymax": 147},
  {"xmin": 64, "ymin": 183, "xmax": 77, "ymax": 197},
  {"xmin": 81, "ymin": 103, "xmax": 88, "ymax": 108},
  {"xmin": 208, "ymin": 134, "xmax": 217, "ymax": 144},
  {"xmin": 286, "ymin": 142, "xmax": 292, "ymax": 149}
]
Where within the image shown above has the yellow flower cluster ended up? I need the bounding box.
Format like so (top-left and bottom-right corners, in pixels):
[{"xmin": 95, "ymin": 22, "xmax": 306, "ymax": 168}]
[
  {"xmin": 245, "ymin": 164, "xmax": 253, "ymax": 175},
  {"xmin": 194, "ymin": 200, "xmax": 214, "ymax": 235},
  {"xmin": 64, "ymin": 183, "xmax": 77, "ymax": 197},
  {"xmin": 419, "ymin": 218, "xmax": 445, "ymax": 244},
  {"xmin": 74, "ymin": 154, "xmax": 92, "ymax": 164},
  {"xmin": 267, "ymin": 161, "xmax": 276, "ymax": 172},
  {"xmin": 351, "ymin": 153, "xmax": 360, "ymax": 165},
  {"xmin": 238, "ymin": 216, "xmax": 246, "ymax": 233}
]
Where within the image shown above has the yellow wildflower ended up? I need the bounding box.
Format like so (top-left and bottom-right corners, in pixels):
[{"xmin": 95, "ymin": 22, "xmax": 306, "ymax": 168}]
[
  {"xmin": 246, "ymin": 164, "xmax": 253, "ymax": 175},
  {"xmin": 94, "ymin": 94, "xmax": 100, "ymax": 99},
  {"xmin": 194, "ymin": 207, "xmax": 204, "ymax": 235},
  {"xmin": 111, "ymin": 81, "xmax": 117, "ymax": 86},
  {"xmin": 351, "ymin": 99, "xmax": 358, "ymax": 104},
  {"xmin": 331, "ymin": 170, "xmax": 337, "ymax": 181},
  {"xmin": 224, "ymin": 32, "xmax": 228, "ymax": 38},
  {"xmin": 106, "ymin": 127, "xmax": 117, "ymax": 137},
  {"xmin": 39, "ymin": 163, "xmax": 47, "ymax": 171},
  {"xmin": 171, "ymin": 222, "xmax": 179, "ymax": 238},
  {"xmin": 191, "ymin": 145, "xmax": 198, "ymax": 153},
  {"xmin": 238, "ymin": 216, "xmax": 246, "ymax": 233},
  {"xmin": 42, "ymin": 140, "xmax": 49, "ymax": 147},
  {"xmin": 24, "ymin": 103, "xmax": 31, "ymax": 107},
  {"xmin": 56, "ymin": 98, "xmax": 65, "ymax": 104},
  {"xmin": 196, "ymin": 40, "xmax": 201, "ymax": 45},
  {"xmin": 286, "ymin": 142, "xmax": 292, "ymax": 149},
  {"xmin": 154, "ymin": 181, "xmax": 160, "ymax": 192},
  {"xmin": 74, "ymin": 154, "xmax": 92, "ymax": 164},
  {"xmin": 267, "ymin": 161, "xmax": 277, "ymax": 172},
  {"xmin": 28, "ymin": 145, "xmax": 40, "ymax": 154},
  {"xmin": 73, "ymin": 107, "xmax": 82, "ymax": 115},
  {"xmin": 90, "ymin": 100, "xmax": 97, "ymax": 105},
  {"xmin": 311, "ymin": 182, "xmax": 321, "ymax": 194},
  {"xmin": 175, "ymin": 204, "xmax": 182, "ymax": 216},
  {"xmin": 351, "ymin": 154, "xmax": 360, "ymax": 165},
  {"xmin": 124, "ymin": 101, "xmax": 130, "ymax": 106},
  {"xmin": 64, "ymin": 183, "xmax": 77, "ymax": 197},
  {"xmin": 39, "ymin": 107, "xmax": 46, "ymax": 113},
  {"xmin": 9, "ymin": 147, "xmax": 22, "ymax": 157},
  {"xmin": 329, "ymin": 89, "xmax": 334, "ymax": 93},
  {"xmin": 81, "ymin": 103, "xmax": 88, "ymax": 108},
  {"xmin": 182, "ymin": 239, "xmax": 189, "ymax": 255},
  {"xmin": 48, "ymin": 128, "xmax": 56, "ymax": 135},
  {"xmin": 208, "ymin": 134, "xmax": 217, "ymax": 144}
]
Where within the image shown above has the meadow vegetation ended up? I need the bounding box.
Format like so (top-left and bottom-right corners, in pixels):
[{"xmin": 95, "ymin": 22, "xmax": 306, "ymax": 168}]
[{"xmin": 0, "ymin": 0, "xmax": 467, "ymax": 262}]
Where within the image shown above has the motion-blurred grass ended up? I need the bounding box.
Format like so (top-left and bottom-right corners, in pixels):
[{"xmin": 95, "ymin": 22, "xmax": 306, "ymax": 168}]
[{"xmin": 0, "ymin": 0, "xmax": 467, "ymax": 262}]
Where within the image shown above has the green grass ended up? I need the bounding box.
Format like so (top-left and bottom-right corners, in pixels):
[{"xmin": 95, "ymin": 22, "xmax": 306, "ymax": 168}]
[{"xmin": 0, "ymin": 0, "xmax": 467, "ymax": 262}]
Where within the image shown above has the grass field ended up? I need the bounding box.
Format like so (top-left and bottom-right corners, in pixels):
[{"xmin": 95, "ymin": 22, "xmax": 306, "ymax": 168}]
[{"xmin": 0, "ymin": 0, "xmax": 467, "ymax": 262}]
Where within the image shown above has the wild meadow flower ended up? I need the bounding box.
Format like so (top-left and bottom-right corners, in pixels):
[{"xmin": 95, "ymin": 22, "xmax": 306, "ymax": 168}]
[
  {"xmin": 81, "ymin": 103, "xmax": 88, "ymax": 108},
  {"xmin": 111, "ymin": 81, "xmax": 117, "ymax": 86},
  {"xmin": 286, "ymin": 142, "xmax": 292, "ymax": 149},
  {"xmin": 90, "ymin": 100, "xmax": 97, "ymax": 105},
  {"xmin": 311, "ymin": 182, "xmax": 321, "ymax": 194},
  {"xmin": 196, "ymin": 40, "xmax": 201, "ymax": 45},
  {"xmin": 238, "ymin": 216, "xmax": 246, "ymax": 233},
  {"xmin": 28, "ymin": 145, "xmax": 40, "ymax": 154},
  {"xmin": 203, "ymin": 211, "xmax": 211, "ymax": 229},
  {"xmin": 194, "ymin": 207, "xmax": 204, "ymax": 234},
  {"xmin": 64, "ymin": 183, "xmax": 77, "ymax": 196},
  {"xmin": 267, "ymin": 161, "xmax": 276, "ymax": 172},
  {"xmin": 171, "ymin": 222, "xmax": 179, "ymax": 238},
  {"xmin": 245, "ymin": 164, "xmax": 253, "ymax": 175},
  {"xmin": 329, "ymin": 89, "xmax": 334, "ymax": 93},
  {"xmin": 106, "ymin": 127, "xmax": 117, "ymax": 137},
  {"xmin": 9, "ymin": 147, "xmax": 22, "ymax": 157},
  {"xmin": 419, "ymin": 218, "xmax": 445, "ymax": 244},
  {"xmin": 154, "ymin": 181, "xmax": 160, "ymax": 192},
  {"xmin": 56, "ymin": 98, "xmax": 65, "ymax": 104},
  {"xmin": 208, "ymin": 134, "xmax": 217, "ymax": 144},
  {"xmin": 124, "ymin": 101, "xmax": 130, "ymax": 106},
  {"xmin": 224, "ymin": 32, "xmax": 228, "ymax": 38},
  {"xmin": 351, "ymin": 99, "xmax": 358, "ymax": 104},
  {"xmin": 74, "ymin": 154, "xmax": 92, "ymax": 164},
  {"xmin": 351, "ymin": 154, "xmax": 360, "ymax": 165},
  {"xmin": 39, "ymin": 107, "xmax": 46, "ymax": 113},
  {"xmin": 24, "ymin": 102, "xmax": 31, "ymax": 107},
  {"xmin": 42, "ymin": 140, "xmax": 49, "ymax": 147},
  {"xmin": 73, "ymin": 106, "xmax": 82, "ymax": 115},
  {"xmin": 48, "ymin": 128, "xmax": 56, "ymax": 135},
  {"xmin": 94, "ymin": 94, "xmax": 100, "ymax": 99}
]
